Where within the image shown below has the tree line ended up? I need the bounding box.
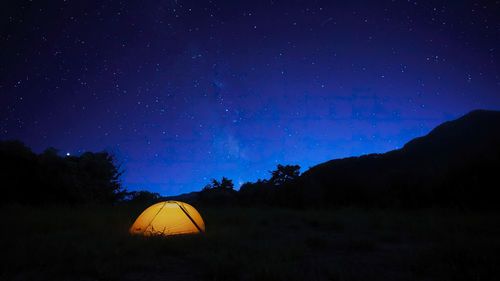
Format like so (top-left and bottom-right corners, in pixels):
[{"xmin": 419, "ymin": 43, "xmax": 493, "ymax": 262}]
[
  {"xmin": 194, "ymin": 150, "xmax": 499, "ymax": 210},
  {"xmin": 0, "ymin": 140, "xmax": 126, "ymax": 205},
  {"xmin": 196, "ymin": 164, "xmax": 302, "ymax": 206}
]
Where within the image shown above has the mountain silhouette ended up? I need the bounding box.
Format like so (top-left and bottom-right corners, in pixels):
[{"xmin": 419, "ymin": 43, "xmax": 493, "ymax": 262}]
[
  {"xmin": 296, "ymin": 110, "xmax": 500, "ymax": 209},
  {"xmin": 155, "ymin": 110, "xmax": 500, "ymax": 209},
  {"xmin": 401, "ymin": 109, "xmax": 500, "ymax": 159}
]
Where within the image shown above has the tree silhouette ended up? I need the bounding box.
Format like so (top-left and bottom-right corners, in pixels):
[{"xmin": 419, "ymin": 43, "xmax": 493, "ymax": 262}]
[
  {"xmin": 126, "ymin": 190, "xmax": 161, "ymax": 203},
  {"xmin": 269, "ymin": 164, "xmax": 301, "ymax": 186},
  {"xmin": 198, "ymin": 176, "xmax": 237, "ymax": 205},
  {"xmin": 207, "ymin": 177, "xmax": 234, "ymax": 190}
]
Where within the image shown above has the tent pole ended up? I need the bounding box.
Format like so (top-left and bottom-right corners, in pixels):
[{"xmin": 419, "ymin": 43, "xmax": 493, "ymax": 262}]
[{"xmin": 175, "ymin": 202, "xmax": 203, "ymax": 233}]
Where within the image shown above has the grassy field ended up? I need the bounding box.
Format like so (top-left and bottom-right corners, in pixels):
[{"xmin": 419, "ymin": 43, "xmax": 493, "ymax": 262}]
[{"xmin": 1, "ymin": 204, "xmax": 499, "ymax": 281}]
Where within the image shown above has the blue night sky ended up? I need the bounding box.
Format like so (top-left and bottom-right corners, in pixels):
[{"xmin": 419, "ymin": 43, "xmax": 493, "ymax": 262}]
[{"xmin": 1, "ymin": 0, "xmax": 499, "ymax": 195}]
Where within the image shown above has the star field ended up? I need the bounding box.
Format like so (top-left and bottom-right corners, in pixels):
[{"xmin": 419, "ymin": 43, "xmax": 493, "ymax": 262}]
[{"xmin": 1, "ymin": 0, "xmax": 499, "ymax": 195}]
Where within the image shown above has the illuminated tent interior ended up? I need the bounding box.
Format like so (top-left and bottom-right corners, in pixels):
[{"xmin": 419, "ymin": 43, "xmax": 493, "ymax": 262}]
[{"xmin": 129, "ymin": 201, "xmax": 205, "ymax": 236}]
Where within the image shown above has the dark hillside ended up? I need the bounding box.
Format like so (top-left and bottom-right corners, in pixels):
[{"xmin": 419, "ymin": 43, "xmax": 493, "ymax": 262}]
[
  {"xmin": 401, "ymin": 109, "xmax": 500, "ymax": 159},
  {"xmin": 297, "ymin": 110, "xmax": 500, "ymax": 209}
]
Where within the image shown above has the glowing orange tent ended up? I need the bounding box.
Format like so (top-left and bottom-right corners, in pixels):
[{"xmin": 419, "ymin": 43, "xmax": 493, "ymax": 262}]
[{"xmin": 129, "ymin": 201, "xmax": 205, "ymax": 236}]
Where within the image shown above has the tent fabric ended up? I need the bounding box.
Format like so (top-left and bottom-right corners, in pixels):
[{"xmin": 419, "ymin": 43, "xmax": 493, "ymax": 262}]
[{"xmin": 129, "ymin": 201, "xmax": 205, "ymax": 236}]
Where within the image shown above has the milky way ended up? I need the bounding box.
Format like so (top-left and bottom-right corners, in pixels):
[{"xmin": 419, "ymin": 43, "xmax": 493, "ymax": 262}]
[{"xmin": 1, "ymin": 1, "xmax": 499, "ymax": 195}]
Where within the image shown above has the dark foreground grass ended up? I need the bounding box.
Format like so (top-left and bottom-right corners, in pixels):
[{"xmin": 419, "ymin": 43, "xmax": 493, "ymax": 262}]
[{"xmin": 1, "ymin": 205, "xmax": 499, "ymax": 281}]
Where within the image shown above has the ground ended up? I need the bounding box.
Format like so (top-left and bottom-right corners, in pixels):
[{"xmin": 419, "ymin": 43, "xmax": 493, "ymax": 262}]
[{"xmin": 1, "ymin": 204, "xmax": 499, "ymax": 281}]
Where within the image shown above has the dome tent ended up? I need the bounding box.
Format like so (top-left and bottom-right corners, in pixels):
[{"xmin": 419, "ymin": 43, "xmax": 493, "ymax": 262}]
[{"xmin": 130, "ymin": 201, "xmax": 205, "ymax": 236}]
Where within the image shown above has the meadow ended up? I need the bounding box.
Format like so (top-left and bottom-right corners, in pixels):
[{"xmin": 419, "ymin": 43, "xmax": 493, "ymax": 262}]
[{"xmin": 1, "ymin": 204, "xmax": 499, "ymax": 281}]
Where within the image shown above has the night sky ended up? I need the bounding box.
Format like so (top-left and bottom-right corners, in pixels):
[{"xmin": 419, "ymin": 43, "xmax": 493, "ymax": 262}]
[{"xmin": 1, "ymin": 1, "xmax": 499, "ymax": 195}]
